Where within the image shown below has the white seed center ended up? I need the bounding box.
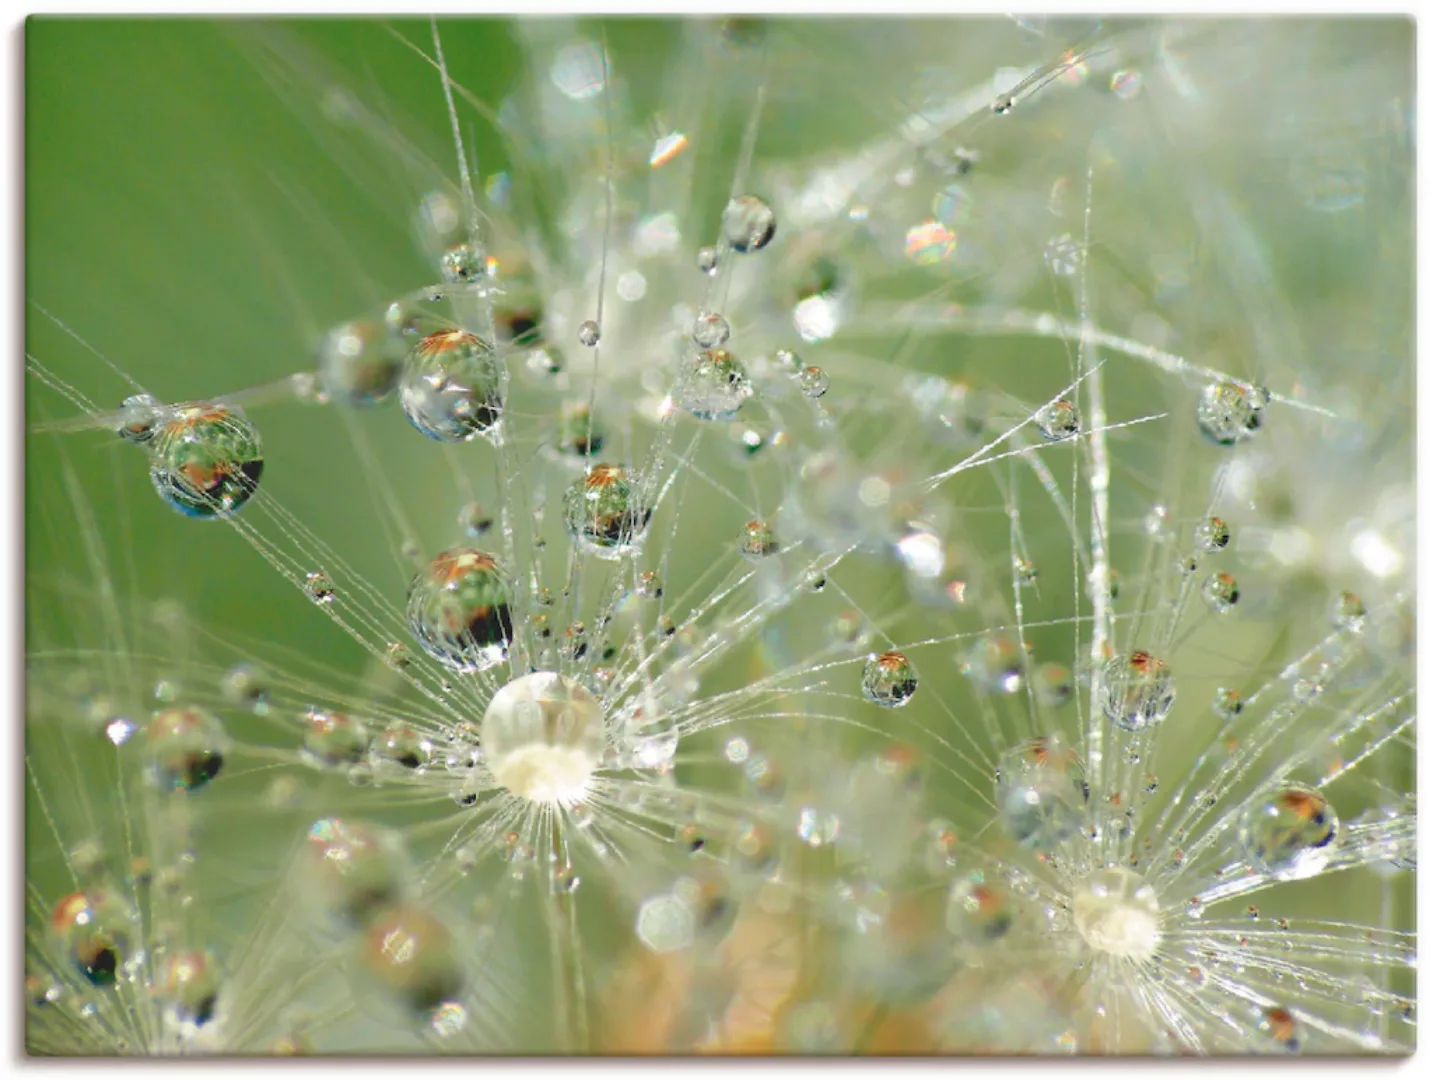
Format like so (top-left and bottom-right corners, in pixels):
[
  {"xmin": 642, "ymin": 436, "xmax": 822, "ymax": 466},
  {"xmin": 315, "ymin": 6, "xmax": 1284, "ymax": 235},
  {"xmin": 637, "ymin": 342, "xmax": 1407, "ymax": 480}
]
[
  {"xmin": 481, "ymin": 672, "xmax": 604, "ymax": 807},
  {"xmin": 1072, "ymin": 868, "xmax": 1161, "ymax": 961}
]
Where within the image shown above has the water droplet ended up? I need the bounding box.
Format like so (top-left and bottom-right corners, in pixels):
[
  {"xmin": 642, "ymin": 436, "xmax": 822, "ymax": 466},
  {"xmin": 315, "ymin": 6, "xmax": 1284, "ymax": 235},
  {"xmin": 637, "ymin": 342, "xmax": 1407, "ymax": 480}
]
[
  {"xmin": 739, "ymin": 519, "xmax": 778, "ymax": 560},
  {"xmin": 697, "ymin": 246, "xmax": 718, "ymax": 275},
  {"xmin": 482, "ymin": 672, "xmax": 603, "ymax": 805},
  {"xmin": 552, "ymin": 401, "xmax": 605, "ymax": 460},
  {"xmin": 1240, "ymin": 784, "xmax": 1338, "ymax": 881},
  {"xmin": 947, "ymin": 874, "xmax": 1015, "ymax": 943},
  {"xmin": 148, "ymin": 404, "xmax": 263, "ymax": 518},
  {"xmin": 576, "ymin": 319, "xmax": 601, "ymax": 348},
  {"xmin": 458, "ymin": 502, "xmax": 493, "ymax": 538},
  {"xmin": 1256, "ymin": 1006, "xmax": 1300, "ymax": 1053},
  {"xmin": 1033, "ymin": 662, "xmax": 1075, "ymax": 709},
  {"xmin": 797, "ymin": 806, "xmax": 841, "ymax": 847},
  {"xmin": 400, "ymin": 330, "xmax": 504, "ymax": 443},
  {"xmin": 636, "ymin": 893, "xmax": 695, "ymax": 953},
  {"xmin": 439, "ymin": 242, "xmax": 485, "ymax": 285},
  {"xmin": 50, "ymin": 889, "xmax": 136, "ymax": 987},
  {"xmin": 904, "ymin": 220, "xmax": 957, "ymax": 264},
  {"xmin": 1035, "ymin": 398, "xmax": 1080, "ymax": 441},
  {"xmin": 961, "ymin": 634, "xmax": 1025, "ymax": 694},
  {"xmin": 721, "ymin": 194, "xmax": 776, "ymax": 253},
  {"xmin": 1333, "ymin": 590, "xmax": 1367, "ymax": 633},
  {"xmin": 360, "ymin": 905, "xmax": 463, "ymax": 1017},
  {"xmin": 114, "ymin": 393, "xmax": 163, "ymax": 444},
  {"xmin": 996, "ymin": 736, "xmax": 1087, "ymax": 851},
  {"xmin": 692, "ymin": 311, "xmax": 730, "ymax": 348},
  {"xmin": 304, "ymin": 571, "xmax": 335, "ymax": 604},
  {"xmin": 1213, "ymin": 687, "xmax": 1244, "ymax": 721},
  {"xmin": 796, "ymin": 365, "xmax": 829, "ymax": 398},
  {"xmin": 563, "ymin": 464, "xmax": 651, "ymax": 560},
  {"xmin": 1109, "ymin": 69, "xmax": 1143, "ymax": 100},
  {"xmin": 302, "ymin": 710, "xmax": 368, "ymax": 769},
  {"xmin": 146, "ymin": 707, "xmax": 227, "ymax": 792},
  {"xmin": 374, "ymin": 726, "xmax": 427, "ymax": 770},
  {"xmin": 625, "ymin": 698, "xmax": 679, "ymax": 770},
  {"xmin": 1044, "ymin": 234, "xmax": 1082, "ymax": 276},
  {"xmin": 158, "ymin": 949, "xmax": 221, "ymax": 1027},
  {"xmin": 406, "ymin": 549, "xmax": 513, "ymax": 672},
  {"xmin": 1196, "ymin": 379, "xmax": 1268, "ymax": 446},
  {"xmin": 1202, "ymin": 571, "xmax": 1241, "ymax": 614},
  {"xmin": 932, "ymin": 183, "xmax": 973, "ymax": 227},
  {"xmin": 861, "ymin": 651, "xmax": 919, "ymax": 708},
  {"xmin": 1100, "ymin": 651, "xmax": 1175, "ymax": 731},
  {"xmin": 317, "ymin": 321, "xmax": 403, "ymax": 408},
  {"xmin": 1195, "ymin": 516, "xmax": 1231, "ymax": 552},
  {"xmin": 675, "ymin": 347, "xmax": 752, "ymax": 420}
]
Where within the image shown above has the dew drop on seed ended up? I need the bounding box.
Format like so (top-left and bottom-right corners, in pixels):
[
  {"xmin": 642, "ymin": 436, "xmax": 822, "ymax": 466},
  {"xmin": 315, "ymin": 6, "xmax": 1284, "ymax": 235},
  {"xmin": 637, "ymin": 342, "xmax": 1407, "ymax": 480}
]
[
  {"xmin": 861, "ymin": 651, "xmax": 919, "ymax": 708},
  {"xmin": 722, "ymin": 194, "xmax": 776, "ymax": 253},
  {"xmin": 1196, "ymin": 379, "xmax": 1268, "ymax": 447},
  {"xmin": 692, "ymin": 311, "xmax": 730, "ymax": 348},
  {"xmin": 1213, "ymin": 687, "xmax": 1244, "ymax": 721},
  {"xmin": 797, "ymin": 366, "xmax": 829, "ymax": 398},
  {"xmin": 1333, "ymin": 590, "xmax": 1367, "ymax": 632},
  {"xmin": 406, "ymin": 548, "xmax": 514, "ymax": 672},
  {"xmin": 302, "ymin": 710, "xmax": 369, "ymax": 769},
  {"xmin": 1044, "ymin": 234, "xmax": 1081, "ymax": 276},
  {"xmin": 697, "ymin": 246, "xmax": 718, "ymax": 276},
  {"xmin": 1033, "ymin": 662, "xmax": 1075, "ymax": 709},
  {"xmin": 221, "ymin": 663, "xmax": 270, "ymax": 714},
  {"xmin": 458, "ymin": 502, "xmax": 493, "ymax": 538},
  {"xmin": 797, "ymin": 806, "xmax": 841, "ymax": 847},
  {"xmin": 577, "ymin": 320, "xmax": 601, "ymax": 348},
  {"xmin": 636, "ymin": 570, "xmax": 663, "ymax": 599},
  {"xmin": 905, "ymin": 220, "xmax": 957, "ymax": 265},
  {"xmin": 739, "ymin": 519, "xmax": 778, "ymax": 560},
  {"xmin": 114, "ymin": 393, "xmax": 163, "ymax": 444},
  {"xmin": 1013, "ymin": 556, "xmax": 1039, "ymax": 586},
  {"xmin": 158, "ymin": 949, "xmax": 221, "ymax": 1028},
  {"xmin": 636, "ymin": 893, "xmax": 695, "ymax": 953},
  {"xmin": 625, "ymin": 698, "xmax": 679, "ymax": 770},
  {"xmin": 563, "ymin": 464, "xmax": 651, "ymax": 560},
  {"xmin": 146, "ymin": 707, "xmax": 227, "ymax": 792},
  {"xmin": 947, "ymin": 874, "xmax": 1015, "ymax": 943},
  {"xmin": 374, "ymin": 726, "xmax": 427, "ymax": 770},
  {"xmin": 1256, "ymin": 1006, "xmax": 1300, "ymax": 1053},
  {"xmin": 932, "ymin": 183, "xmax": 974, "ymax": 227},
  {"xmin": 305, "ymin": 571, "xmax": 335, "ymax": 604},
  {"xmin": 961, "ymin": 634, "xmax": 1025, "ymax": 695},
  {"xmin": 675, "ymin": 348, "xmax": 752, "ymax": 420},
  {"xmin": 318, "ymin": 321, "xmax": 403, "ymax": 407},
  {"xmin": 481, "ymin": 672, "xmax": 604, "ymax": 805},
  {"xmin": 360, "ymin": 905, "xmax": 464, "ymax": 1017},
  {"xmin": 1109, "ymin": 69, "xmax": 1143, "ymax": 100},
  {"xmin": 306, "ymin": 817, "xmax": 407, "ymax": 926},
  {"xmin": 1035, "ymin": 398, "xmax": 1080, "ymax": 441},
  {"xmin": 1100, "ymin": 651, "xmax": 1175, "ymax": 731},
  {"xmin": 148, "ymin": 404, "xmax": 264, "ymax": 519},
  {"xmin": 1202, "ymin": 571, "xmax": 1241, "ymax": 614},
  {"xmin": 996, "ymin": 736, "xmax": 1087, "ymax": 851},
  {"xmin": 400, "ymin": 330, "xmax": 504, "ymax": 443},
  {"xmin": 1239, "ymin": 784, "xmax": 1338, "ymax": 881},
  {"xmin": 439, "ymin": 242, "xmax": 486, "ymax": 285},
  {"xmin": 1195, "ymin": 516, "xmax": 1231, "ymax": 552},
  {"xmin": 555, "ymin": 401, "xmax": 605, "ymax": 459},
  {"xmin": 50, "ymin": 889, "xmax": 136, "ymax": 987}
]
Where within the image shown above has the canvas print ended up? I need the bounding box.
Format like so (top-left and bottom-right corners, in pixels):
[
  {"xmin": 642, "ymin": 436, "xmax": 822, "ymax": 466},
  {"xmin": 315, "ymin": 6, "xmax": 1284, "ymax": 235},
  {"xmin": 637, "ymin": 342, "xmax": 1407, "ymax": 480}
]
[{"xmin": 24, "ymin": 15, "xmax": 1414, "ymax": 1056}]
